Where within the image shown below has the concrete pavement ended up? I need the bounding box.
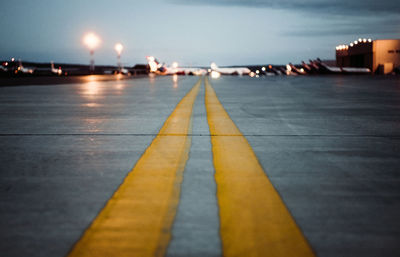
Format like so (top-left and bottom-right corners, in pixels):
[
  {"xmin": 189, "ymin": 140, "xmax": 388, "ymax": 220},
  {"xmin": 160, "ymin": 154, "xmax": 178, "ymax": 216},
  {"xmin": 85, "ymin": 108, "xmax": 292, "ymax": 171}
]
[{"xmin": 1, "ymin": 75, "xmax": 400, "ymax": 257}]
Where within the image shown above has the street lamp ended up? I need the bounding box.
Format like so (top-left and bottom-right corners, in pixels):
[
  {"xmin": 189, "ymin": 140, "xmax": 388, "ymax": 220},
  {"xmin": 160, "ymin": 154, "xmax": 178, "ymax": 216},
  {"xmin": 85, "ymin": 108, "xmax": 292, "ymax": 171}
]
[
  {"xmin": 114, "ymin": 43, "xmax": 123, "ymax": 72},
  {"xmin": 83, "ymin": 32, "xmax": 100, "ymax": 73}
]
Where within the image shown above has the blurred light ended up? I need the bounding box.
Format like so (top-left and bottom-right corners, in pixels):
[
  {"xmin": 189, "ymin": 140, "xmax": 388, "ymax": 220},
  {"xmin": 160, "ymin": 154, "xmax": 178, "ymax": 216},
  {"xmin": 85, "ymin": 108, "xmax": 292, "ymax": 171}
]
[
  {"xmin": 210, "ymin": 62, "xmax": 218, "ymax": 70},
  {"xmin": 363, "ymin": 38, "xmax": 367, "ymax": 43},
  {"xmin": 256, "ymin": 70, "xmax": 260, "ymax": 74},
  {"xmin": 172, "ymin": 62, "xmax": 178, "ymax": 69},
  {"xmin": 358, "ymin": 38, "xmax": 362, "ymax": 42},
  {"xmin": 268, "ymin": 65, "xmax": 272, "ymax": 69},
  {"xmin": 172, "ymin": 74, "xmax": 178, "ymax": 83},
  {"xmin": 354, "ymin": 41, "xmax": 358, "ymax": 44},
  {"xmin": 262, "ymin": 67, "xmax": 266, "ymax": 71},
  {"xmin": 207, "ymin": 69, "xmax": 211, "ymax": 72},
  {"xmin": 210, "ymin": 71, "xmax": 221, "ymax": 79},
  {"xmin": 172, "ymin": 74, "xmax": 178, "ymax": 88},
  {"xmin": 350, "ymin": 43, "xmax": 354, "ymax": 47},
  {"xmin": 256, "ymin": 75, "xmax": 259, "ymax": 78},
  {"xmin": 147, "ymin": 56, "xmax": 158, "ymax": 72},
  {"xmin": 249, "ymin": 72, "xmax": 255, "ymax": 77},
  {"xmin": 80, "ymin": 79, "xmax": 102, "ymax": 99},
  {"xmin": 300, "ymin": 68, "xmax": 305, "ymax": 73},
  {"xmin": 114, "ymin": 43, "xmax": 123, "ymax": 55},
  {"xmin": 368, "ymin": 38, "xmax": 372, "ymax": 42},
  {"xmin": 286, "ymin": 64, "xmax": 292, "ymax": 72},
  {"xmin": 11, "ymin": 58, "xmax": 15, "ymax": 62},
  {"xmin": 83, "ymin": 32, "xmax": 101, "ymax": 50}
]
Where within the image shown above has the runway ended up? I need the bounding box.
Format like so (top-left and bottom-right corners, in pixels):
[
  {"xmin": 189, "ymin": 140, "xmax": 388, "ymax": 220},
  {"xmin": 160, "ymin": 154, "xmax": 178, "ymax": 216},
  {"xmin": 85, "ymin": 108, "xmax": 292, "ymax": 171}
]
[{"xmin": 1, "ymin": 75, "xmax": 399, "ymax": 257}]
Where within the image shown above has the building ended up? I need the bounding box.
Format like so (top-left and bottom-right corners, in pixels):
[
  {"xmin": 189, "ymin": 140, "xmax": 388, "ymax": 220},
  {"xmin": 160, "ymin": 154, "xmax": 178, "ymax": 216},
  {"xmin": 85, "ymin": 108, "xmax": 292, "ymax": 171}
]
[{"xmin": 336, "ymin": 38, "xmax": 400, "ymax": 74}]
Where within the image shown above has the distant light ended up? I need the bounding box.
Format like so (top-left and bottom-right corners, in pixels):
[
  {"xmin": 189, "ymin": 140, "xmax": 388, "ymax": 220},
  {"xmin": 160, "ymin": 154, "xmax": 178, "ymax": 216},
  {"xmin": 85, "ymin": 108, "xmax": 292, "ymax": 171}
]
[
  {"xmin": 354, "ymin": 41, "xmax": 358, "ymax": 44},
  {"xmin": 350, "ymin": 43, "xmax": 354, "ymax": 47},
  {"xmin": 358, "ymin": 38, "xmax": 362, "ymax": 42},
  {"xmin": 249, "ymin": 72, "xmax": 255, "ymax": 77},
  {"xmin": 210, "ymin": 62, "xmax": 218, "ymax": 70},
  {"xmin": 172, "ymin": 62, "xmax": 178, "ymax": 69},
  {"xmin": 268, "ymin": 65, "xmax": 272, "ymax": 69},
  {"xmin": 172, "ymin": 74, "xmax": 178, "ymax": 87},
  {"xmin": 11, "ymin": 58, "xmax": 15, "ymax": 62},
  {"xmin": 300, "ymin": 68, "xmax": 305, "ymax": 73},
  {"xmin": 286, "ymin": 64, "xmax": 292, "ymax": 72},
  {"xmin": 210, "ymin": 71, "xmax": 221, "ymax": 79},
  {"xmin": 114, "ymin": 43, "xmax": 123, "ymax": 55},
  {"xmin": 83, "ymin": 32, "xmax": 101, "ymax": 50},
  {"xmin": 256, "ymin": 75, "xmax": 259, "ymax": 78},
  {"xmin": 256, "ymin": 70, "xmax": 260, "ymax": 74},
  {"xmin": 207, "ymin": 69, "xmax": 211, "ymax": 72},
  {"xmin": 262, "ymin": 67, "xmax": 266, "ymax": 71},
  {"xmin": 363, "ymin": 38, "xmax": 367, "ymax": 43},
  {"xmin": 147, "ymin": 56, "xmax": 158, "ymax": 72},
  {"xmin": 368, "ymin": 38, "xmax": 372, "ymax": 42}
]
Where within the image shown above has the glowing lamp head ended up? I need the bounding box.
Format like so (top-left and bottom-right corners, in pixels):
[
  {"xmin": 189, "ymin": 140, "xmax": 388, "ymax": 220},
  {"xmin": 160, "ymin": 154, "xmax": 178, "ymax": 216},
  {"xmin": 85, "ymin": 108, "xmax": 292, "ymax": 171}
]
[
  {"xmin": 115, "ymin": 43, "xmax": 123, "ymax": 55},
  {"xmin": 83, "ymin": 33, "xmax": 100, "ymax": 50}
]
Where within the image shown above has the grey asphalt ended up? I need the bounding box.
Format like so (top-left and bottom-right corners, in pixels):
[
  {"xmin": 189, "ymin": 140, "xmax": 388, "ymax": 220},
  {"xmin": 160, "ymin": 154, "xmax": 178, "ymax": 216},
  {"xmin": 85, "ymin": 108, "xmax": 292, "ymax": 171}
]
[{"xmin": 1, "ymin": 75, "xmax": 400, "ymax": 257}]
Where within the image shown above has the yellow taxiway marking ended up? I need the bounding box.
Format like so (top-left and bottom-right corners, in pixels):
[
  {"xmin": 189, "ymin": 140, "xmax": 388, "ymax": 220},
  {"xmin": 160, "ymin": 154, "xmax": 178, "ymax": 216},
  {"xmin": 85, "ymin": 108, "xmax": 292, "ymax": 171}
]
[
  {"xmin": 68, "ymin": 78, "xmax": 202, "ymax": 257},
  {"xmin": 205, "ymin": 77, "xmax": 315, "ymax": 257}
]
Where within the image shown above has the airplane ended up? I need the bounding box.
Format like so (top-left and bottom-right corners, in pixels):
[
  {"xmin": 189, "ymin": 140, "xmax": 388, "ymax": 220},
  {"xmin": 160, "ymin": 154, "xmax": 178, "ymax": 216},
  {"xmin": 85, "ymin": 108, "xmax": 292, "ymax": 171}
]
[
  {"xmin": 287, "ymin": 63, "xmax": 307, "ymax": 75},
  {"xmin": 50, "ymin": 61, "xmax": 62, "ymax": 75},
  {"xmin": 210, "ymin": 62, "xmax": 251, "ymax": 76},
  {"xmin": 16, "ymin": 60, "xmax": 34, "ymax": 74},
  {"xmin": 33, "ymin": 61, "xmax": 63, "ymax": 75},
  {"xmin": 313, "ymin": 58, "xmax": 370, "ymax": 74},
  {"xmin": 146, "ymin": 56, "xmax": 207, "ymax": 76}
]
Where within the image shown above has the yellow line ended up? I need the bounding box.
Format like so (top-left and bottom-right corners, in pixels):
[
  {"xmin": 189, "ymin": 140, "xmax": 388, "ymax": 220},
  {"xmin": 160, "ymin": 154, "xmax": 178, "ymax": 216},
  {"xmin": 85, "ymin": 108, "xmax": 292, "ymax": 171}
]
[
  {"xmin": 205, "ymin": 77, "xmax": 315, "ymax": 257},
  {"xmin": 68, "ymin": 78, "xmax": 202, "ymax": 257}
]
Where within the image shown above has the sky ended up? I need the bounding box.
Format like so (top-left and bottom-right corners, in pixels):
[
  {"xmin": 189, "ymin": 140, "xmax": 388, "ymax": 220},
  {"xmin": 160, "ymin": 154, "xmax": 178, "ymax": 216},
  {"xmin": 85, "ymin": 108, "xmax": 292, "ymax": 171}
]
[{"xmin": 0, "ymin": 0, "xmax": 399, "ymax": 66}]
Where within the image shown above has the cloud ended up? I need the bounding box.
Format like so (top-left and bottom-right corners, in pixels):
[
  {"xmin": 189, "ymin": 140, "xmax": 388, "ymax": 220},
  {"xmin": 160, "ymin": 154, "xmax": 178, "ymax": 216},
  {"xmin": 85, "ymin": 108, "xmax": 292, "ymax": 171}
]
[
  {"xmin": 282, "ymin": 16, "xmax": 400, "ymax": 37},
  {"xmin": 169, "ymin": 0, "xmax": 400, "ymax": 16}
]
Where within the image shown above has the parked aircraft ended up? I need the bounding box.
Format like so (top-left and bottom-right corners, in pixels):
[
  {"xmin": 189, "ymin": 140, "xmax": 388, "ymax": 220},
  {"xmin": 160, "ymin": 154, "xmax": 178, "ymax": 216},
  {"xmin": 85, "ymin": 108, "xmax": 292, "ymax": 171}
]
[
  {"xmin": 210, "ymin": 62, "xmax": 251, "ymax": 76},
  {"xmin": 16, "ymin": 60, "xmax": 34, "ymax": 74},
  {"xmin": 146, "ymin": 56, "xmax": 206, "ymax": 75}
]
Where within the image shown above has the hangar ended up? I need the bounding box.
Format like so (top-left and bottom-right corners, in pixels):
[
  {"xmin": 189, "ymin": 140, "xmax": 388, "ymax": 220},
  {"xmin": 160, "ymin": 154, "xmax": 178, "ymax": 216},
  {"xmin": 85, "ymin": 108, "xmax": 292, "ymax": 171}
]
[{"xmin": 336, "ymin": 38, "xmax": 400, "ymax": 74}]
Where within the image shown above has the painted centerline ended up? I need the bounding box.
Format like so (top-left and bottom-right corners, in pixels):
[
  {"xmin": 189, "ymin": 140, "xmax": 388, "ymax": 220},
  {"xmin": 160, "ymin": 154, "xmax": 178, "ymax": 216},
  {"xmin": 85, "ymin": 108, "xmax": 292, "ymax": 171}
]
[
  {"xmin": 67, "ymin": 78, "xmax": 202, "ymax": 257},
  {"xmin": 205, "ymin": 77, "xmax": 315, "ymax": 257}
]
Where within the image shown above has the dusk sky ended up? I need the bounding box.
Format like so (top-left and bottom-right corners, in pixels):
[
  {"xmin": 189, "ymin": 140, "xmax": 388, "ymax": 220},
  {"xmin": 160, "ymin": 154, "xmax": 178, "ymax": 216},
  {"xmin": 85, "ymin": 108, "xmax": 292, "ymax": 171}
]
[{"xmin": 1, "ymin": 0, "xmax": 399, "ymax": 66}]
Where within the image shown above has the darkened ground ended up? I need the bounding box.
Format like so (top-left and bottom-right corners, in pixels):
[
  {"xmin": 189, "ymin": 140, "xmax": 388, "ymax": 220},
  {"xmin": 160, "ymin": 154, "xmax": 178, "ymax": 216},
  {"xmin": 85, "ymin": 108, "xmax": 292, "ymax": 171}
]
[
  {"xmin": 0, "ymin": 74, "xmax": 139, "ymax": 87},
  {"xmin": 0, "ymin": 75, "xmax": 399, "ymax": 257}
]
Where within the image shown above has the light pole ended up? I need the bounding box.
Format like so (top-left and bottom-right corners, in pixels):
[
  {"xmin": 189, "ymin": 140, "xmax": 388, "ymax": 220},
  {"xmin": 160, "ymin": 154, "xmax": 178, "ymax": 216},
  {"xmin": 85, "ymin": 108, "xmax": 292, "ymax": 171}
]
[
  {"xmin": 114, "ymin": 43, "xmax": 123, "ymax": 72},
  {"xmin": 83, "ymin": 32, "xmax": 100, "ymax": 73}
]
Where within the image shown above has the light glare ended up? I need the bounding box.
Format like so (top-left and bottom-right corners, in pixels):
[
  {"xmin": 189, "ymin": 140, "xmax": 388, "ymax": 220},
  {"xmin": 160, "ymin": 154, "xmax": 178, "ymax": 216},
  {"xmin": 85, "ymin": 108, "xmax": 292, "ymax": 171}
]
[
  {"xmin": 83, "ymin": 33, "xmax": 101, "ymax": 50},
  {"xmin": 115, "ymin": 43, "xmax": 123, "ymax": 55}
]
